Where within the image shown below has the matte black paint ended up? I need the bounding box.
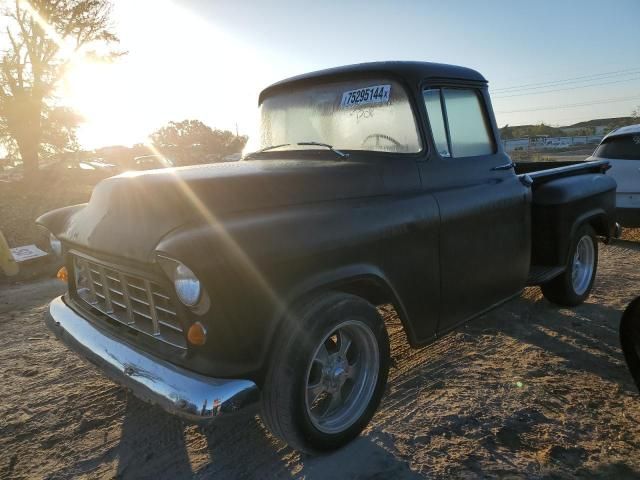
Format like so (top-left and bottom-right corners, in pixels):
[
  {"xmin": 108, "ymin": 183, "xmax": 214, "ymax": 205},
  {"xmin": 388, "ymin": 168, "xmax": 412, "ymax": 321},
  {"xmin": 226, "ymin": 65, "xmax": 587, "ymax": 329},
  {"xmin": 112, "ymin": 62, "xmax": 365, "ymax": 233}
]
[{"xmin": 37, "ymin": 62, "xmax": 617, "ymax": 381}]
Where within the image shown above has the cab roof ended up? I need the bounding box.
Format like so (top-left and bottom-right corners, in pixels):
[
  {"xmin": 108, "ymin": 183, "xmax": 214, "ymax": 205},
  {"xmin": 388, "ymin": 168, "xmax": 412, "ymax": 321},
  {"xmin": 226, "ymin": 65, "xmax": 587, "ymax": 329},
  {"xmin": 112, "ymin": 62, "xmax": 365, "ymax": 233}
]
[{"xmin": 259, "ymin": 61, "xmax": 487, "ymax": 104}]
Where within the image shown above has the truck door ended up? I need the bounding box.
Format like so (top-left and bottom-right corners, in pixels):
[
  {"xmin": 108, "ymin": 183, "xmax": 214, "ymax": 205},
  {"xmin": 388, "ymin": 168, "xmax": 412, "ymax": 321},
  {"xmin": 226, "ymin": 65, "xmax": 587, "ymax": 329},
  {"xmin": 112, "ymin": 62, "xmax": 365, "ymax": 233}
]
[{"xmin": 419, "ymin": 86, "xmax": 531, "ymax": 334}]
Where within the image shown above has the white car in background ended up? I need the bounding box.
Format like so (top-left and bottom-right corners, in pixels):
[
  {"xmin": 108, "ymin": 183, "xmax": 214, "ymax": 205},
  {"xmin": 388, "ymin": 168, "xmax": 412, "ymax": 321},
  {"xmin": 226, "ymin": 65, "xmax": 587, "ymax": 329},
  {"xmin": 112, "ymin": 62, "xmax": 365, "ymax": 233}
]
[{"xmin": 588, "ymin": 124, "xmax": 640, "ymax": 227}]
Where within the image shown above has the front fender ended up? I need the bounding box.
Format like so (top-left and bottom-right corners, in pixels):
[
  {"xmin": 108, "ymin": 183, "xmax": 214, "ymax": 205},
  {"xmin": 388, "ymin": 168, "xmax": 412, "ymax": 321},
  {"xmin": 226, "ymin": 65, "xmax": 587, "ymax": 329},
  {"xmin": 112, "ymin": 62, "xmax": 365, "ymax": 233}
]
[
  {"xmin": 277, "ymin": 263, "xmax": 411, "ymax": 333},
  {"xmin": 153, "ymin": 193, "xmax": 439, "ymax": 379},
  {"xmin": 36, "ymin": 204, "xmax": 88, "ymax": 237}
]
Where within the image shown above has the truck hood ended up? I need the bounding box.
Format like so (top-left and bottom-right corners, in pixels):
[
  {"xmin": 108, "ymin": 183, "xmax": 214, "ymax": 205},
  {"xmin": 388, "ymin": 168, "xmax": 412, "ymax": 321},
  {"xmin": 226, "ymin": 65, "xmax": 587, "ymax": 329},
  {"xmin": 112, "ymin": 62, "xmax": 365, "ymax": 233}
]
[{"xmin": 39, "ymin": 159, "xmax": 387, "ymax": 262}]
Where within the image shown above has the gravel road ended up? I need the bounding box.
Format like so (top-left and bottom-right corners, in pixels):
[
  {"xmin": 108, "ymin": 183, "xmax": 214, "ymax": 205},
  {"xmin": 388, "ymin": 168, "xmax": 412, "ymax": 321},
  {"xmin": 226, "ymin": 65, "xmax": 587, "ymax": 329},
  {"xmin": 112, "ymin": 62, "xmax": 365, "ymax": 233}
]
[{"xmin": 1, "ymin": 242, "xmax": 640, "ymax": 479}]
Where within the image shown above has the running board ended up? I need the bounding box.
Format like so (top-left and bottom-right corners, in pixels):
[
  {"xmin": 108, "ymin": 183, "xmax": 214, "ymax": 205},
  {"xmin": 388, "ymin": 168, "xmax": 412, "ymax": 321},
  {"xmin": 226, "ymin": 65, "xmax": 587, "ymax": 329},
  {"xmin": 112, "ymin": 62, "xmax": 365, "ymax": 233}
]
[{"xmin": 527, "ymin": 266, "xmax": 565, "ymax": 285}]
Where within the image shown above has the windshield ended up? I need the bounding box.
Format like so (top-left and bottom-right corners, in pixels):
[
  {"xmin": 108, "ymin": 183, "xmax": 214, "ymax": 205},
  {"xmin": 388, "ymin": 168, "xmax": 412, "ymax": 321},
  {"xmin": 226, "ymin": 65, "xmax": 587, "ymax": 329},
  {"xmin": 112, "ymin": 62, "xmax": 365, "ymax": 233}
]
[{"xmin": 258, "ymin": 78, "xmax": 422, "ymax": 154}]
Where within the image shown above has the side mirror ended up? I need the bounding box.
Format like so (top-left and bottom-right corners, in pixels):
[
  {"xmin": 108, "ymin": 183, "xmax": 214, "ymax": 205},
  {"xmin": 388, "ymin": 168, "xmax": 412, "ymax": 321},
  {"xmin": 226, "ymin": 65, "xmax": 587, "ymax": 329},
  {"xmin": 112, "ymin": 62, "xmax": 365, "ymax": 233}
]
[{"xmin": 620, "ymin": 297, "xmax": 640, "ymax": 393}]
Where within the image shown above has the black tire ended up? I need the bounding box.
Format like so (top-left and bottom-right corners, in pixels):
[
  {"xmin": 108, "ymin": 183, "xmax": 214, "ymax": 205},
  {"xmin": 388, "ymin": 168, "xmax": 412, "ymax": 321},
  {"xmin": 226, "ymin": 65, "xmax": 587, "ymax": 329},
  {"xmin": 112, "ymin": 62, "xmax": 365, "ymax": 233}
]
[
  {"xmin": 541, "ymin": 224, "xmax": 598, "ymax": 307},
  {"xmin": 620, "ymin": 297, "xmax": 640, "ymax": 393},
  {"xmin": 260, "ymin": 292, "xmax": 390, "ymax": 453}
]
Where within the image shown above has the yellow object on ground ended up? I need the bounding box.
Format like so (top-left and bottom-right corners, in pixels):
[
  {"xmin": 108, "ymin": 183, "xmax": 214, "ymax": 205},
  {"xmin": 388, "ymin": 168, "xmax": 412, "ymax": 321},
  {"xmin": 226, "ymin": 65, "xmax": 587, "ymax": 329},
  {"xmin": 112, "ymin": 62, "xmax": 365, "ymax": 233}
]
[{"xmin": 0, "ymin": 230, "xmax": 19, "ymax": 276}]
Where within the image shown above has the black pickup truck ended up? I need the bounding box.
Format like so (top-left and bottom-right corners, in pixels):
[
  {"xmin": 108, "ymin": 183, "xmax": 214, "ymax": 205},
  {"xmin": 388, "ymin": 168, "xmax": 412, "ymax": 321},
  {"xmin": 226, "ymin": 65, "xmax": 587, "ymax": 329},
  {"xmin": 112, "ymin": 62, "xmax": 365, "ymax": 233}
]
[{"xmin": 39, "ymin": 61, "xmax": 617, "ymax": 453}]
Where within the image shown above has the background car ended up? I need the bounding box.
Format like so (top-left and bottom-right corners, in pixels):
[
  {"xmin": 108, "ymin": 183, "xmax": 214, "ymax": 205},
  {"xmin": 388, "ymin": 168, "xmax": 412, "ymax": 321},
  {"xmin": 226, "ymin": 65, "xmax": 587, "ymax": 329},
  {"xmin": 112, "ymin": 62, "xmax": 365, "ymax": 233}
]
[
  {"xmin": 130, "ymin": 155, "xmax": 175, "ymax": 171},
  {"xmin": 41, "ymin": 159, "xmax": 120, "ymax": 183},
  {"xmin": 588, "ymin": 124, "xmax": 640, "ymax": 227}
]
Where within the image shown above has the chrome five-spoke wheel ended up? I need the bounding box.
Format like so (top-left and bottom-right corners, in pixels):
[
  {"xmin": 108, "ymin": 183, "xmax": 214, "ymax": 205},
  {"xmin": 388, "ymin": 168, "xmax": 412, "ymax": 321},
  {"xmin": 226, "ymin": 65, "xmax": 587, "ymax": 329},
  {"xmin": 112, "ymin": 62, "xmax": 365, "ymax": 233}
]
[
  {"xmin": 541, "ymin": 224, "xmax": 598, "ymax": 307},
  {"xmin": 305, "ymin": 320, "xmax": 380, "ymax": 434},
  {"xmin": 571, "ymin": 235, "xmax": 595, "ymax": 296}
]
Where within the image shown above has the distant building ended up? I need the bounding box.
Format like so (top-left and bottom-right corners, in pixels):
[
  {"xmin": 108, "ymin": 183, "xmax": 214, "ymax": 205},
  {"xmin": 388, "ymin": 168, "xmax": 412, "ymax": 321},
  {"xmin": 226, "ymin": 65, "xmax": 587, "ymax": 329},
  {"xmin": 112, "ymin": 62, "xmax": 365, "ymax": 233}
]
[{"xmin": 502, "ymin": 135, "xmax": 602, "ymax": 152}]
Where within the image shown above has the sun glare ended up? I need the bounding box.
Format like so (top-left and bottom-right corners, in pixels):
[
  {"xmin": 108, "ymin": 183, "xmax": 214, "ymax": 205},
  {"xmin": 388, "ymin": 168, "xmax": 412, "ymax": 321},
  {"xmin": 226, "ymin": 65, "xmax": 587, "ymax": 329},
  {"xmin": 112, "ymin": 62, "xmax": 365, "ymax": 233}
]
[
  {"xmin": 62, "ymin": 61, "xmax": 134, "ymax": 147},
  {"xmin": 59, "ymin": 0, "xmax": 283, "ymax": 150}
]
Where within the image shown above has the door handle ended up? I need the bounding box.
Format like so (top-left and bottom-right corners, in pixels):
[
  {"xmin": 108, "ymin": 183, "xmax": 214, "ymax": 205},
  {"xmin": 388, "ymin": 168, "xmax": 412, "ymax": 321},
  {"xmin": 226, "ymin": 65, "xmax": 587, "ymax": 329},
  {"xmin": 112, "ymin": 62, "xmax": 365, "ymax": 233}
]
[{"xmin": 492, "ymin": 162, "xmax": 516, "ymax": 171}]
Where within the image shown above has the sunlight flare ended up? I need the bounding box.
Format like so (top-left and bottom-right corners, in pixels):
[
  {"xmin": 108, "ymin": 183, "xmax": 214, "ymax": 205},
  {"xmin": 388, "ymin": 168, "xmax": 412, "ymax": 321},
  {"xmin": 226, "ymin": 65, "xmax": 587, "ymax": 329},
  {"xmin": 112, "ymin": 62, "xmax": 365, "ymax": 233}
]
[
  {"xmin": 18, "ymin": 0, "xmax": 77, "ymax": 59},
  {"xmin": 142, "ymin": 141, "xmax": 285, "ymax": 313},
  {"xmin": 58, "ymin": 0, "xmax": 277, "ymax": 149}
]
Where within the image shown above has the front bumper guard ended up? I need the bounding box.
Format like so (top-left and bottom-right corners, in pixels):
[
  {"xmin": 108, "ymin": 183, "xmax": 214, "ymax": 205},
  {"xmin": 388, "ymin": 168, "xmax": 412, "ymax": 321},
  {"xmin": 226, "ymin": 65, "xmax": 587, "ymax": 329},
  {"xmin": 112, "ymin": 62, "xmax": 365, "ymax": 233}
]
[{"xmin": 45, "ymin": 296, "xmax": 259, "ymax": 422}]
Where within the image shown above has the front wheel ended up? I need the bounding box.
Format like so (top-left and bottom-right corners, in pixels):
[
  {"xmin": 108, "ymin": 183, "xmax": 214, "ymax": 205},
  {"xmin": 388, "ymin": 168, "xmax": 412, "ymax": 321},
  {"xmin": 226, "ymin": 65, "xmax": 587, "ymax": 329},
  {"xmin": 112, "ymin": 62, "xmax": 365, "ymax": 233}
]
[
  {"xmin": 260, "ymin": 292, "xmax": 390, "ymax": 453},
  {"xmin": 541, "ymin": 224, "xmax": 598, "ymax": 306}
]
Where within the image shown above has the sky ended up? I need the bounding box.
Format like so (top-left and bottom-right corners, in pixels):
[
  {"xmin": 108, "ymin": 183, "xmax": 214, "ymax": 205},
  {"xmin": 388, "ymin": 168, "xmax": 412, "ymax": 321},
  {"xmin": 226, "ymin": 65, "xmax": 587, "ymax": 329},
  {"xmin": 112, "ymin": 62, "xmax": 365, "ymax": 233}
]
[{"xmin": 60, "ymin": 0, "xmax": 640, "ymax": 149}]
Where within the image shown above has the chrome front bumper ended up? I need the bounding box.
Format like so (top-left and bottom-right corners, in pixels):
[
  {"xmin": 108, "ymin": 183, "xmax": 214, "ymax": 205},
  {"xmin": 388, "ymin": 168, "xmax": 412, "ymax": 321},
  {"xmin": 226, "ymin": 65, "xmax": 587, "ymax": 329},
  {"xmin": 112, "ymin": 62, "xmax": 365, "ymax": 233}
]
[{"xmin": 45, "ymin": 296, "xmax": 259, "ymax": 422}]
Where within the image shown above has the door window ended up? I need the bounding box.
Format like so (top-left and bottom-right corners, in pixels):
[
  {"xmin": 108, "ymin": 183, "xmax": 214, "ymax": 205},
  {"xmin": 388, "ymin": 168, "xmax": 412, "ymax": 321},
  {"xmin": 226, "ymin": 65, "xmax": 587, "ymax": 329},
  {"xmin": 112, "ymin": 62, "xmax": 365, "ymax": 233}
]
[
  {"xmin": 423, "ymin": 87, "xmax": 495, "ymax": 158},
  {"xmin": 423, "ymin": 89, "xmax": 450, "ymax": 157}
]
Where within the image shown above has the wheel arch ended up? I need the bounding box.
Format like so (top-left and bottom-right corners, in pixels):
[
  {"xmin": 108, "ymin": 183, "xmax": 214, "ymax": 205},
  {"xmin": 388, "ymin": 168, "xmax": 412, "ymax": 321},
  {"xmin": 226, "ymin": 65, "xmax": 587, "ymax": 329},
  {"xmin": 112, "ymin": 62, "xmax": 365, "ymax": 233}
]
[
  {"xmin": 576, "ymin": 209, "xmax": 610, "ymax": 239},
  {"xmin": 561, "ymin": 209, "xmax": 608, "ymax": 266},
  {"xmin": 258, "ymin": 264, "xmax": 413, "ymax": 383}
]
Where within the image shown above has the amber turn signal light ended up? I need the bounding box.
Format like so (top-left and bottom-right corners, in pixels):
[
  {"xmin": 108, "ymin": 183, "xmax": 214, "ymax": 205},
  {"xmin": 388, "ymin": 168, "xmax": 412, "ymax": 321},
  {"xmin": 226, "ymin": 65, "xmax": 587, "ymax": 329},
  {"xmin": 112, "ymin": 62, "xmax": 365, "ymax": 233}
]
[
  {"xmin": 57, "ymin": 266, "xmax": 68, "ymax": 282},
  {"xmin": 187, "ymin": 322, "xmax": 207, "ymax": 346}
]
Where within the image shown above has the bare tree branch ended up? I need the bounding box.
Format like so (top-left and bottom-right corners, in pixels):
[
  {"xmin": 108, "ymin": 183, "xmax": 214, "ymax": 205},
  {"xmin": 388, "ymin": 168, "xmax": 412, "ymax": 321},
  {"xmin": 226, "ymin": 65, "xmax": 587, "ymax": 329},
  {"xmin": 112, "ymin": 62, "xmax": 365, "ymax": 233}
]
[{"xmin": 0, "ymin": 0, "xmax": 120, "ymax": 178}]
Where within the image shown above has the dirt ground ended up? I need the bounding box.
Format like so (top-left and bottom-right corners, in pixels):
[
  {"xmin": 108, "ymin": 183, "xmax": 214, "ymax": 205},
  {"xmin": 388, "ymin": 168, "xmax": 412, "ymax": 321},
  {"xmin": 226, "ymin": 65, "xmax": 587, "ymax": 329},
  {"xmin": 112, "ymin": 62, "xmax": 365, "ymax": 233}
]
[{"xmin": 1, "ymin": 240, "xmax": 640, "ymax": 479}]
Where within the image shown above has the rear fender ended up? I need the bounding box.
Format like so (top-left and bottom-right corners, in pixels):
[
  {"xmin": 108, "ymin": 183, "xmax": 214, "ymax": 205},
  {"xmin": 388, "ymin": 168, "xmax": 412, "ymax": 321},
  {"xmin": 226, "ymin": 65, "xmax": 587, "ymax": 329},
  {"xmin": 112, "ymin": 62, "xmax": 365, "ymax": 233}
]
[
  {"xmin": 531, "ymin": 174, "xmax": 616, "ymax": 266},
  {"xmin": 561, "ymin": 209, "xmax": 610, "ymax": 266},
  {"xmin": 571, "ymin": 210, "xmax": 610, "ymax": 240}
]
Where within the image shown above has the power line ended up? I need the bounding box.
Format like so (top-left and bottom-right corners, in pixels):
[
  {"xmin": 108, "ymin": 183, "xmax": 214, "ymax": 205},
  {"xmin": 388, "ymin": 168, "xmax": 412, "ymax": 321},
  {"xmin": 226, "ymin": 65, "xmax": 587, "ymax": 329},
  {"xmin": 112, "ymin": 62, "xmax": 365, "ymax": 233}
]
[
  {"xmin": 492, "ymin": 76, "xmax": 640, "ymax": 99},
  {"xmin": 491, "ymin": 67, "xmax": 640, "ymax": 93},
  {"xmin": 495, "ymin": 94, "xmax": 640, "ymax": 114},
  {"xmin": 492, "ymin": 69, "xmax": 640, "ymax": 94}
]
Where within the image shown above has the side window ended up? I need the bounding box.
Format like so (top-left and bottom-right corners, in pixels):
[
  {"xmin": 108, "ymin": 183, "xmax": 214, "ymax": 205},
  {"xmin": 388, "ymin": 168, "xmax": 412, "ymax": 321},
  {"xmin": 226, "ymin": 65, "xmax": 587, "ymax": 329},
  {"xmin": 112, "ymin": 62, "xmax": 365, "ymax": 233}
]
[
  {"xmin": 423, "ymin": 89, "xmax": 450, "ymax": 157},
  {"xmin": 423, "ymin": 87, "xmax": 495, "ymax": 158}
]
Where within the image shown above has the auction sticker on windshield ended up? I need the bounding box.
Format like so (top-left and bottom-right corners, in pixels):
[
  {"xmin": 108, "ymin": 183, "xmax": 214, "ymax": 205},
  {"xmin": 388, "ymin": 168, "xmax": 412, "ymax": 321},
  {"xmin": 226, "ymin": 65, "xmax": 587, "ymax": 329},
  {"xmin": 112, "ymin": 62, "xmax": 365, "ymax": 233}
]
[{"xmin": 340, "ymin": 85, "xmax": 391, "ymax": 108}]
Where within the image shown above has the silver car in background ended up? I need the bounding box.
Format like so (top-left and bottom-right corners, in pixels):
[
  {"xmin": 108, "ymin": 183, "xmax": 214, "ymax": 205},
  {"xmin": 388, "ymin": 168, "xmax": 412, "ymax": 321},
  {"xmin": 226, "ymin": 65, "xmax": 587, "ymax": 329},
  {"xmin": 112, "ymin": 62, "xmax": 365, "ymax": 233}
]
[{"xmin": 588, "ymin": 124, "xmax": 640, "ymax": 227}]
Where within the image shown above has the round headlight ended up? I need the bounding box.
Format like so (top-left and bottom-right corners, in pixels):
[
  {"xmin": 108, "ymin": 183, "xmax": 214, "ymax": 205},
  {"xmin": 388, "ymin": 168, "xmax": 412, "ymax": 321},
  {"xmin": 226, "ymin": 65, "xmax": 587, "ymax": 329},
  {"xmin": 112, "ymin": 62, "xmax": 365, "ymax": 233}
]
[
  {"xmin": 174, "ymin": 262, "xmax": 201, "ymax": 307},
  {"xmin": 49, "ymin": 233, "xmax": 62, "ymax": 256}
]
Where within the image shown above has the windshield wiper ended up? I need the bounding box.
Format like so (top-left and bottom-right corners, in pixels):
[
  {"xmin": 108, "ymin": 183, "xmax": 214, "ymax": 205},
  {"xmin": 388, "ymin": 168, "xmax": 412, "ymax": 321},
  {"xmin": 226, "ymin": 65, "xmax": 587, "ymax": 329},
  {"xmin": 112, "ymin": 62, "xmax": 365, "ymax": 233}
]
[
  {"xmin": 296, "ymin": 142, "xmax": 349, "ymax": 159},
  {"xmin": 244, "ymin": 141, "xmax": 349, "ymax": 160},
  {"xmin": 244, "ymin": 143, "xmax": 291, "ymax": 159}
]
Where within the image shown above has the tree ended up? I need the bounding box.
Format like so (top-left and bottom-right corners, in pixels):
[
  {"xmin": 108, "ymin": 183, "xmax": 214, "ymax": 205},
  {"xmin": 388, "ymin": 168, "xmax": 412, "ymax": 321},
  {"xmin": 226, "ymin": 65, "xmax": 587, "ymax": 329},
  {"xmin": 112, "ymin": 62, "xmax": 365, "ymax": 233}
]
[
  {"xmin": 0, "ymin": 0, "xmax": 120, "ymax": 179},
  {"xmin": 151, "ymin": 119, "xmax": 248, "ymax": 165},
  {"xmin": 41, "ymin": 105, "xmax": 82, "ymax": 154},
  {"xmin": 632, "ymin": 106, "xmax": 640, "ymax": 120},
  {"xmin": 1, "ymin": 105, "xmax": 82, "ymax": 160}
]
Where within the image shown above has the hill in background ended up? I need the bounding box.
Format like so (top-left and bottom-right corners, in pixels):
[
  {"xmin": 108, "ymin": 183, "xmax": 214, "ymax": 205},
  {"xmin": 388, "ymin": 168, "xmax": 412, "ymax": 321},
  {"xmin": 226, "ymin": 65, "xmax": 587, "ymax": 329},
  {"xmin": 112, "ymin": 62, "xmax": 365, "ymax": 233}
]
[{"xmin": 500, "ymin": 116, "xmax": 636, "ymax": 139}]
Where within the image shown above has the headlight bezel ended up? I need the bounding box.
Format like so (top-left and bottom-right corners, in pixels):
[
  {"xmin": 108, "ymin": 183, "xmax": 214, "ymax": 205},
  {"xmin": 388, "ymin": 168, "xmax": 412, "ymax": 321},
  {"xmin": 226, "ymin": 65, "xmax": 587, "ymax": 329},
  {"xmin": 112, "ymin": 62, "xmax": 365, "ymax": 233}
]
[{"xmin": 157, "ymin": 254, "xmax": 209, "ymax": 314}]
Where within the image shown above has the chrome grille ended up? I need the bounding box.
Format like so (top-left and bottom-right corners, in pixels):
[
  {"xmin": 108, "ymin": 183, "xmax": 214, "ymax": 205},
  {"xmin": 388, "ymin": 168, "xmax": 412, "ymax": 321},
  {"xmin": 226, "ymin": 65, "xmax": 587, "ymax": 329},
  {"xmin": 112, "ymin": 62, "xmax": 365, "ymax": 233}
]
[{"xmin": 71, "ymin": 254, "xmax": 186, "ymax": 350}]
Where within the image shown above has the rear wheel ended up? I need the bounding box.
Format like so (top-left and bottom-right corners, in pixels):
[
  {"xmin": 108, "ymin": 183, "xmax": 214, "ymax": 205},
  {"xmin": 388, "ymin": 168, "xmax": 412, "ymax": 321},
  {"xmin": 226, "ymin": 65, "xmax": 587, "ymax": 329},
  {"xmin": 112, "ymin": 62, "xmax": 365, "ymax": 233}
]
[
  {"xmin": 541, "ymin": 225, "xmax": 598, "ymax": 306},
  {"xmin": 260, "ymin": 292, "xmax": 390, "ymax": 453}
]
